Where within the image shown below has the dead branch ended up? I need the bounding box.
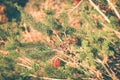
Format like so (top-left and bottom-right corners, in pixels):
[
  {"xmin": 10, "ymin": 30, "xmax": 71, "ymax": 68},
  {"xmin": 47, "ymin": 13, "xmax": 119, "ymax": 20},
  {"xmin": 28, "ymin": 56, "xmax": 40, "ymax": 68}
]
[
  {"xmin": 88, "ymin": 0, "xmax": 110, "ymax": 23},
  {"xmin": 107, "ymin": 0, "xmax": 120, "ymax": 19}
]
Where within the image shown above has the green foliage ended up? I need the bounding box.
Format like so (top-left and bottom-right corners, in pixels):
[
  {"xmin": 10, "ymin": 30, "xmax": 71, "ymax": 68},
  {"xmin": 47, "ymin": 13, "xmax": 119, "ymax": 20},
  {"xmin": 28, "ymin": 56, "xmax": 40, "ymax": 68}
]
[
  {"xmin": 91, "ymin": 48, "xmax": 98, "ymax": 58},
  {"xmin": 0, "ymin": 27, "xmax": 7, "ymax": 40},
  {"xmin": 20, "ymin": 42, "xmax": 53, "ymax": 62},
  {"xmin": 65, "ymin": 26, "xmax": 76, "ymax": 35},
  {"xmin": 96, "ymin": 21, "xmax": 103, "ymax": 29},
  {"xmin": 93, "ymin": 0, "xmax": 107, "ymax": 5},
  {"xmin": 59, "ymin": 12, "xmax": 69, "ymax": 28},
  {"xmin": 45, "ymin": 14, "xmax": 62, "ymax": 30},
  {"xmin": 0, "ymin": 53, "xmax": 21, "ymax": 80},
  {"xmin": 0, "ymin": 0, "xmax": 120, "ymax": 80},
  {"xmin": 110, "ymin": 16, "xmax": 119, "ymax": 27},
  {"xmin": 76, "ymin": 38, "xmax": 82, "ymax": 46},
  {"xmin": 0, "ymin": 0, "xmax": 24, "ymax": 22},
  {"xmin": 47, "ymin": 29, "xmax": 53, "ymax": 36},
  {"xmin": 44, "ymin": 9, "xmax": 54, "ymax": 15},
  {"xmin": 45, "ymin": 66, "xmax": 74, "ymax": 79}
]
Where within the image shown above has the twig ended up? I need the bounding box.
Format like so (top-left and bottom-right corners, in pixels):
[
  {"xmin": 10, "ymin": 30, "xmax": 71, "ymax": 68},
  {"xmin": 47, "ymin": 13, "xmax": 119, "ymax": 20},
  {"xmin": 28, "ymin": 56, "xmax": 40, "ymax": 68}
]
[
  {"xmin": 95, "ymin": 58, "xmax": 112, "ymax": 77},
  {"xmin": 101, "ymin": 23, "xmax": 120, "ymax": 39},
  {"xmin": 17, "ymin": 63, "xmax": 33, "ymax": 70},
  {"xmin": 106, "ymin": 63, "xmax": 119, "ymax": 80},
  {"xmin": 29, "ymin": 74, "xmax": 66, "ymax": 80},
  {"xmin": 88, "ymin": 0, "xmax": 110, "ymax": 23},
  {"xmin": 68, "ymin": 0, "xmax": 83, "ymax": 14},
  {"xmin": 107, "ymin": 0, "xmax": 120, "ymax": 19},
  {"xmin": 95, "ymin": 58, "xmax": 119, "ymax": 80},
  {"xmin": 53, "ymin": 49, "xmax": 74, "ymax": 61},
  {"xmin": 56, "ymin": 56, "xmax": 68, "ymax": 63},
  {"xmin": 56, "ymin": 34, "xmax": 62, "ymax": 42}
]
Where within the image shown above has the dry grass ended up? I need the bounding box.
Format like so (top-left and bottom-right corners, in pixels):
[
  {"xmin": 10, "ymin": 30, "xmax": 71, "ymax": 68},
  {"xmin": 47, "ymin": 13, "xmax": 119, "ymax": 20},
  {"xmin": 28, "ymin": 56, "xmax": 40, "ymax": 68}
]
[
  {"xmin": 24, "ymin": 0, "xmax": 81, "ymax": 29},
  {"xmin": 0, "ymin": 5, "xmax": 8, "ymax": 24}
]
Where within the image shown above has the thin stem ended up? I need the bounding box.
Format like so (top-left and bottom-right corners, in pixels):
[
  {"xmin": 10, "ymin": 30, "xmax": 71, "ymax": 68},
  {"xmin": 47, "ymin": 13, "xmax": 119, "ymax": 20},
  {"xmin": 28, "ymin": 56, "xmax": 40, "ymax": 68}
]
[
  {"xmin": 17, "ymin": 63, "xmax": 33, "ymax": 70},
  {"xmin": 107, "ymin": 0, "xmax": 120, "ymax": 19},
  {"xmin": 30, "ymin": 74, "xmax": 66, "ymax": 80},
  {"xmin": 68, "ymin": 0, "xmax": 83, "ymax": 14},
  {"xmin": 55, "ymin": 49, "xmax": 74, "ymax": 61},
  {"xmin": 88, "ymin": 0, "xmax": 110, "ymax": 23},
  {"xmin": 56, "ymin": 34, "xmax": 62, "ymax": 42},
  {"xmin": 101, "ymin": 23, "xmax": 120, "ymax": 39}
]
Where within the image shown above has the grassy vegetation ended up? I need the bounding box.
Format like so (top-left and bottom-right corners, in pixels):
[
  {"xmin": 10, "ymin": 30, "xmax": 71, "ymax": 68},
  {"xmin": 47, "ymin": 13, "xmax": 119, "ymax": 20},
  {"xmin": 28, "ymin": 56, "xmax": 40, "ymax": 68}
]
[{"xmin": 0, "ymin": 0, "xmax": 120, "ymax": 80}]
